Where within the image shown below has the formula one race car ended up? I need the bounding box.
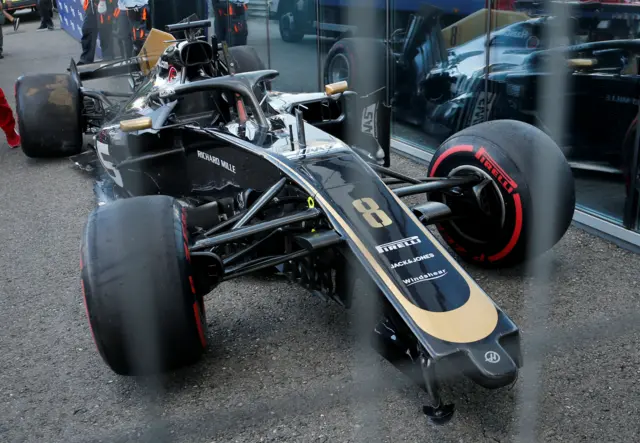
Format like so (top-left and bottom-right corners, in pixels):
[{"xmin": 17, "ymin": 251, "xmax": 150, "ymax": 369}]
[
  {"xmin": 323, "ymin": 3, "xmax": 640, "ymax": 179},
  {"xmin": 15, "ymin": 19, "xmax": 575, "ymax": 424}
]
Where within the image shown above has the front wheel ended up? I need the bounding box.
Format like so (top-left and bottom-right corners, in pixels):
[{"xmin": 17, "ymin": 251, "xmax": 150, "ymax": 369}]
[
  {"xmin": 81, "ymin": 195, "xmax": 207, "ymax": 375},
  {"xmin": 427, "ymin": 120, "xmax": 575, "ymax": 267}
]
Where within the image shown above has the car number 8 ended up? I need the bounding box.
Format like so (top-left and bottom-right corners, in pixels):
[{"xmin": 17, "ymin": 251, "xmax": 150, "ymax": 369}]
[{"xmin": 353, "ymin": 198, "xmax": 392, "ymax": 228}]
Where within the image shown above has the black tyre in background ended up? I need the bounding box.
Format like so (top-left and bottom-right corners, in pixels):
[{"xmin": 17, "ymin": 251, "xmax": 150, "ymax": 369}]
[{"xmin": 15, "ymin": 73, "xmax": 83, "ymax": 158}]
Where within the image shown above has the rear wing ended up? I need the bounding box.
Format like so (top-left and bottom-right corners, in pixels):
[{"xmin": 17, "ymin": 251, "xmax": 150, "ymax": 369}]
[{"xmin": 71, "ymin": 28, "xmax": 176, "ymax": 82}]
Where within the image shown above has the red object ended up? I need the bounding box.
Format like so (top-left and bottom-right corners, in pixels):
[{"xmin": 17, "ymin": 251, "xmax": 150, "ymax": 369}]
[{"xmin": 0, "ymin": 88, "xmax": 20, "ymax": 148}]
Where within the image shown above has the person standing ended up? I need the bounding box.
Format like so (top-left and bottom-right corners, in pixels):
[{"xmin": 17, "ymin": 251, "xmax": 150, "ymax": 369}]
[
  {"xmin": 36, "ymin": 0, "xmax": 54, "ymax": 31},
  {"xmin": 78, "ymin": 0, "xmax": 116, "ymax": 64},
  {"xmin": 0, "ymin": 88, "xmax": 21, "ymax": 149},
  {"xmin": 115, "ymin": 0, "xmax": 149, "ymax": 59}
]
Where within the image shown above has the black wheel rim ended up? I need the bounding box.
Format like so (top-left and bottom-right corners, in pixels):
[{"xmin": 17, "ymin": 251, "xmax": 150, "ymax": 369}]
[
  {"xmin": 327, "ymin": 53, "xmax": 350, "ymax": 84},
  {"xmin": 441, "ymin": 165, "xmax": 506, "ymax": 245}
]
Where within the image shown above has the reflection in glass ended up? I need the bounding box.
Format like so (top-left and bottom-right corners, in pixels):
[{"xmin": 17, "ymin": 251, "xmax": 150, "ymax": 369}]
[{"xmin": 385, "ymin": 1, "xmax": 640, "ymax": 225}]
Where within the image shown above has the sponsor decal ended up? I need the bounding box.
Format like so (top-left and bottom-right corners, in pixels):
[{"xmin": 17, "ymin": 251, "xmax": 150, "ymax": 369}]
[
  {"xmin": 96, "ymin": 140, "xmax": 124, "ymax": 187},
  {"xmin": 484, "ymin": 351, "xmax": 501, "ymax": 364},
  {"xmin": 470, "ymin": 92, "xmax": 497, "ymax": 126},
  {"xmin": 475, "ymin": 147, "xmax": 518, "ymax": 194},
  {"xmin": 606, "ymin": 95, "xmax": 640, "ymax": 106},
  {"xmin": 376, "ymin": 236, "xmax": 421, "ymax": 254},
  {"xmin": 402, "ymin": 269, "xmax": 448, "ymax": 286},
  {"xmin": 158, "ymin": 60, "xmax": 169, "ymax": 69},
  {"xmin": 361, "ymin": 103, "xmax": 377, "ymax": 138},
  {"xmin": 197, "ymin": 150, "xmax": 236, "ymax": 174},
  {"xmin": 390, "ymin": 253, "xmax": 434, "ymax": 269}
]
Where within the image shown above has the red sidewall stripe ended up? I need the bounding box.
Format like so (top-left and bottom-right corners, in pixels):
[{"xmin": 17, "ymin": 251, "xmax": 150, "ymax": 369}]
[
  {"xmin": 489, "ymin": 193, "xmax": 523, "ymax": 261},
  {"xmin": 182, "ymin": 208, "xmax": 206, "ymax": 348},
  {"xmin": 429, "ymin": 145, "xmax": 474, "ymax": 177},
  {"xmin": 430, "ymin": 144, "xmax": 523, "ymax": 261},
  {"xmin": 193, "ymin": 302, "xmax": 207, "ymax": 348}
]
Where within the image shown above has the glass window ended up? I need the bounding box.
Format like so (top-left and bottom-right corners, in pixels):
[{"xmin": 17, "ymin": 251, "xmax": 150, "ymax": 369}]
[
  {"xmin": 266, "ymin": 0, "xmax": 321, "ymax": 92},
  {"xmin": 484, "ymin": 0, "xmax": 640, "ymax": 226},
  {"xmin": 388, "ymin": 1, "xmax": 492, "ymax": 152}
]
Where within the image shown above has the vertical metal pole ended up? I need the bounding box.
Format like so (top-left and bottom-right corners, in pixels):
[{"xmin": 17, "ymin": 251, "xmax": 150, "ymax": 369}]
[
  {"xmin": 266, "ymin": 0, "xmax": 272, "ymax": 68},
  {"xmin": 484, "ymin": 0, "xmax": 492, "ymax": 122},
  {"xmin": 623, "ymin": 70, "xmax": 640, "ymax": 230},
  {"xmin": 385, "ymin": 0, "xmax": 391, "ymax": 105},
  {"xmin": 316, "ymin": 0, "xmax": 322, "ymax": 90}
]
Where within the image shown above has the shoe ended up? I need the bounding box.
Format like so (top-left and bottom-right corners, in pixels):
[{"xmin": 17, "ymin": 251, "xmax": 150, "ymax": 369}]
[
  {"xmin": 13, "ymin": 18, "xmax": 20, "ymax": 32},
  {"xmin": 47, "ymin": 25, "xmax": 55, "ymax": 31},
  {"xmin": 0, "ymin": 54, "xmax": 4, "ymax": 59},
  {"xmin": 6, "ymin": 128, "xmax": 21, "ymax": 149},
  {"xmin": 37, "ymin": 25, "xmax": 47, "ymax": 31}
]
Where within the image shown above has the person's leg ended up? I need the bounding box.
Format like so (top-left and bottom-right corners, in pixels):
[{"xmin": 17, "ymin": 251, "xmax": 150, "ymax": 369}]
[
  {"xmin": 214, "ymin": 5, "xmax": 227, "ymax": 43},
  {"xmin": 117, "ymin": 10, "xmax": 133, "ymax": 59},
  {"xmin": 0, "ymin": 88, "xmax": 21, "ymax": 148},
  {"xmin": 45, "ymin": 0, "xmax": 54, "ymax": 28},
  {"xmin": 39, "ymin": 0, "xmax": 53, "ymax": 29},
  {"xmin": 79, "ymin": 8, "xmax": 98, "ymax": 64},
  {"xmin": 37, "ymin": 0, "xmax": 48, "ymax": 29},
  {"xmin": 10, "ymin": 11, "xmax": 20, "ymax": 32},
  {"xmin": 98, "ymin": 13, "xmax": 114, "ymax": 60},
  {"xmin": 129, "ymin": 5, "xmax": 150, "ymax": 56}
]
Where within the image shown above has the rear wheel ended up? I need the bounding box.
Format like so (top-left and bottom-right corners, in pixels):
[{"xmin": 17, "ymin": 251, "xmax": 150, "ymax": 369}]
[
  {"xmin": 427, "ymin": 120, "xmax": 575, "ymax": 267},
  {"xmin": 81, "ymin": 195, "xmax": 207, "ymax": 375},
  {"xmin": 323, "ymin": 38, "xmax": 390, "ymax": 95},
  {"xmin": 228, "ymin": 45, "xmax": 266, "ymax": 72},
  {"xmin": 228, "ymin": 46, "xmax": 272, "ymax": 93},
  {"xmin": 15, "ymin": 73, "xmax": 83, "ymax": 158}
]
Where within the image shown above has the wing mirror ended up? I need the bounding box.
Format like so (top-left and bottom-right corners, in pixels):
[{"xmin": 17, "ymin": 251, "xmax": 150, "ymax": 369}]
[
  {"xmin": 566, "ymin": 58, "xmax": 597, "ymax": 69},
  {"xmin": 325, "ymin": 81, "xmax": 348, "ymax": 95},
  {"xmin": 120, "ymin": 117, "xmax": 153, "ymax": 132}
]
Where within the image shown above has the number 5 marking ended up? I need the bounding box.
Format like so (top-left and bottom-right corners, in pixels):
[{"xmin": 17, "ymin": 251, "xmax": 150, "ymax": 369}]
[
  {"xmin": 96, "ymin": 140, "xmax": 124, "ymax": 188},
  {"xmin": 353, "ymin": 198, "xmax": 393, "ymax": 228}
]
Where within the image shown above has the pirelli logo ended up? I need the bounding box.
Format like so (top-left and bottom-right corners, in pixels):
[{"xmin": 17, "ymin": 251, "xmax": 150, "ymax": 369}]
[
  {"xmin": 475, "ymin": 147, "xmax": 518, "ymax": 194},
  {"xmin": 376, "ymin": 236, "xmax": 421, "ymax": 254}
]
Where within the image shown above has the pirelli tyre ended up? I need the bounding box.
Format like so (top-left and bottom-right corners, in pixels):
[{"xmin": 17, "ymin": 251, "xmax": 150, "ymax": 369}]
[
  {"xmin": 427, "ymin": 119, "xmax": 575, "ymax": 267},
  {"xmin": 15, "ymin": 73, "xmax": 83, "ymax": 158},
  {"xmin": 80, "ymin": 195, "xmax": 207, "ymax": 375}
]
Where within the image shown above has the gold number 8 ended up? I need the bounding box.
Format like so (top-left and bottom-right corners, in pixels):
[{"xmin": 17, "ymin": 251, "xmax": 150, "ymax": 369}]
[{"xmin": 353, "ymin": 198, "xmax": 393, "ymax": 228}]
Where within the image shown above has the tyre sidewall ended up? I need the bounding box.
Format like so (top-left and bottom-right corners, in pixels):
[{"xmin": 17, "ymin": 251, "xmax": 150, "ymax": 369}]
[{"xmin": 80, "ymin": 197, "xmax": 206, "ymax": 375}]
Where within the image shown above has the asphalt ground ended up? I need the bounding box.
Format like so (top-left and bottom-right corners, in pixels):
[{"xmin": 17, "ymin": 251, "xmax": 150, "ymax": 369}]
[{"xmin": 1, "ymin": 13, "xmax": 640, "ymax": 443}]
